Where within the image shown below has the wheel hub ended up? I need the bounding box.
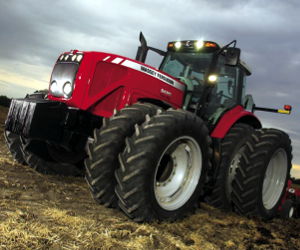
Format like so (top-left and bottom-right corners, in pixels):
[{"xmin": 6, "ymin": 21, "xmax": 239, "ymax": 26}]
[{"xmin": 154, "ymin": 136, "xmax": 202, "ymax": 211}]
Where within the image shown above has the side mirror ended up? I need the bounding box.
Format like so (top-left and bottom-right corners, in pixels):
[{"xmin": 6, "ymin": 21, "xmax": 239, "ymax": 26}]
[
  {"xmin": 139, "ymin": 32, "xmax": 147, "ymax": 48},
  {"xmin": 225, "ymin": 47, "xmax": 240, "ymax": 66}
]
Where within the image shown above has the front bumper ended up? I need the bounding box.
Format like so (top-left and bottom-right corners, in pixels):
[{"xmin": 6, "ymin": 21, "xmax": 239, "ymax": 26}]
[{"xmin": 5, "ymin": 98, "xmax": 98, "ymax": 143}]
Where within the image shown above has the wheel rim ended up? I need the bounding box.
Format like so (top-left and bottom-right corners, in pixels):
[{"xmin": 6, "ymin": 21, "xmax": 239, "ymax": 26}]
[
  {"xmin": 227, "ymin": 150, "xmax": 243, "ymax": 199},
  {"xmin": 262, "ymin": 148, "xmax": 288, "ymax": 210},
  {"xmin": 154, "ymin": 136, "xmax": 202, "ymax": 211}
]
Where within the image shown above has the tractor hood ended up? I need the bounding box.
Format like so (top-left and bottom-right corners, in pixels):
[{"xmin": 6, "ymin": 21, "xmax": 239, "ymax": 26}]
[{"xmin": 48, "ymin": 51, "xmax": 185, "ymax": 117}]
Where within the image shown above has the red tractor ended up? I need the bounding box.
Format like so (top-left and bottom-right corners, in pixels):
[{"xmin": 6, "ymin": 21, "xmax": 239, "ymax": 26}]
[{"xmin": 4, "ymin": 33, "xmax": 293, "ymax": 222}]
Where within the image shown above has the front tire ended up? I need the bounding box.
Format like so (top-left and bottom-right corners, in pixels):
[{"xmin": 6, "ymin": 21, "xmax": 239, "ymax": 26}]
[
  {"xmin": 85, "ymin": 103, "xmax": 159, "ymax": 208},
  {"xmin": 232, "ymin": 129, "xmax": 292, "ymax": 219},
  {"xmin": 115, "ymin": 109, "xmax": 212, "ymax": 222}
]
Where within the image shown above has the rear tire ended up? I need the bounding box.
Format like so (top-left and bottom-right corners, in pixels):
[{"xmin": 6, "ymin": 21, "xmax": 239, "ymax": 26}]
[
  {"xmin": 232, "ymin": 128, "xmax": 292, "ymax": 219},
  {"xmin": 4, "ymin": 130, "xmax": 26, "ymax": 164},
  {"xmin": 206, "ymin": 123, "xmax": 254, "ymax": 210},
  {"xmin": 85, "ymin": 103, "xmax": 159, "ymax": 208},
  {"xmin": 115, "ymin": 109, "xmax": 212, "ymax": 222}
]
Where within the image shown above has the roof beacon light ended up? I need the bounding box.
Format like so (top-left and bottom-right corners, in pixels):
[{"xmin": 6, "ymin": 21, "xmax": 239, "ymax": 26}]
[{"xmin": 204, "ymin": 42, "xmax": 217, "ymax": 48}]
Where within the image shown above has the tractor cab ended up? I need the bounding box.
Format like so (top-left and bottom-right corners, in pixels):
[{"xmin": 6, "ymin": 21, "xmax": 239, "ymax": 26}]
[
  {"xmin": 159, "ymin": 40, "xmax": 251, "ymax": 123},
  {"xmin": 136, "ymin": 33, "xmax": 251, "ymax": 125}
]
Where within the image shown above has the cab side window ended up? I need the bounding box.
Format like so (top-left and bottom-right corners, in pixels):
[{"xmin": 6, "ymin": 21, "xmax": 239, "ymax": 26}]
[{"xmin": 212, "ymin": 65, "xmax": 239, "ymax": 107}]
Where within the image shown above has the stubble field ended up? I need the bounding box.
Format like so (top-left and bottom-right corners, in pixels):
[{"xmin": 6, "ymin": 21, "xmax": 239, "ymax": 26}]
[{"xmin": 0, "ymin": 106, "xmax": 299, "ymax": 249}]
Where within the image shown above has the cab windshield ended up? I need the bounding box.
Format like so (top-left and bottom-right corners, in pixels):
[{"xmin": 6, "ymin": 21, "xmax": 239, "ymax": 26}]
[
  {"xmin": 160, "ymin": 52, "xmax": 212, "ymax": 86},
  {"xmin": 159, "ymin": 51, "xmax": 242, "ymax": 124}
]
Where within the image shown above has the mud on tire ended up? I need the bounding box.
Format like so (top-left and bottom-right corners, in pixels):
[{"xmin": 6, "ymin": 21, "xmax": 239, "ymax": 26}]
[
  {"xmin": 115, "ymin": 109, "xmax": 212, "ymax": 222},
  {"xmin": 206, "ymin": 123, "xmax": 254, "ymax": 210},
  {"xmin": 231, "ymin": 128, "xmax": 292, "ymax": 219},
  {"xmin": 85, "ymin": 103, "xmax": 160, "ymax": 208}
]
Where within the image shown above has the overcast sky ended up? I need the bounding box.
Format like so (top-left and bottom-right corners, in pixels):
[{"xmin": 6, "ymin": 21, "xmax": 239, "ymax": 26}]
[{"xmin": 0, "ymin": 0, "xmax": 299, "ymax": 176}]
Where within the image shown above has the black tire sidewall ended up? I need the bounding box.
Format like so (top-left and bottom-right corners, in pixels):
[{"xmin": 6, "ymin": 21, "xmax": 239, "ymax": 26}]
[
  {"xmin": 256, "ymin": 138, "xmax": 292, "ymax": 218},
  {"xmin": 206, "ymin": 123, "xmax": 253, "ymax": 210},
  {"xmin": 222, "ymin": 132, "xmax": 251, "ymax": 202}
]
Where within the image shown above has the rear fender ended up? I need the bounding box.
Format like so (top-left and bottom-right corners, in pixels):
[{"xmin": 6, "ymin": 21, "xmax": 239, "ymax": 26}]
[{"xmin": 210, "ymin": 105, "xmax": 261, "ymax": 139}]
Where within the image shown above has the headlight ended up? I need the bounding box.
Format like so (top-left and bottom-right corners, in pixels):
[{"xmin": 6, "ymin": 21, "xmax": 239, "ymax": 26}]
[
  {"xmin": 51, "ymin": 57, "xmax": 79, "ymax": 98},
  {"xmin": 63, "ymin": 81, "xmax": 73, "ymax": 97},
  {"xmin": 50, "ymin": 81, "xmax": 58, "ymax": 93}
]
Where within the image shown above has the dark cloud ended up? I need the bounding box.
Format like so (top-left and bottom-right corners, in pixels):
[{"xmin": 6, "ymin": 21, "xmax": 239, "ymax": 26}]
[
  {"xmin": 0, "ymin": 80, "xmax": 35, "ymax": 98},
  {"xmin": 0, "ymin": 0, "xmax": 299, "ymax": 163}
]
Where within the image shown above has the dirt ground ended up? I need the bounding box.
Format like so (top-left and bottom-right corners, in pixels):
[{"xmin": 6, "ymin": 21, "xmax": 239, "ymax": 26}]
[{"xmin": 0, "ymin": 105, "xmax": 299, "ymax": 250}]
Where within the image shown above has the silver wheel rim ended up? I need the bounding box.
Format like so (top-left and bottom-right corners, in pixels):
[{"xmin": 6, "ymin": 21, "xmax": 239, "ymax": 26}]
[
  {"xmin": 227, "ymin": 150, "xmax": 243, "ymax": 199},
  {"xmin": 154, "ymin": 136, "xmax": 202, "ymax": 211},
  {"xmin": 262, "ymin": 148, "xmax": 288, "ymax": 210}
]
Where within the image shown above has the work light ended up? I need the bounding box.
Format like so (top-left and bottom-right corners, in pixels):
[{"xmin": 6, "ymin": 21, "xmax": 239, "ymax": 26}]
[
  {"xmin": 195, "ymin": 40, "xmax": 204, "ymax": 49},
  {"xmin": 175, "ymin": 41, "xmax": 182, "ymax": 49},
  {"xmin": 208, "ymin": 75, "xmax": 218, "ymax": 83},
  {"xmin": 76, "ymin": 54, "xmax": 83, "ymax": 62}
]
